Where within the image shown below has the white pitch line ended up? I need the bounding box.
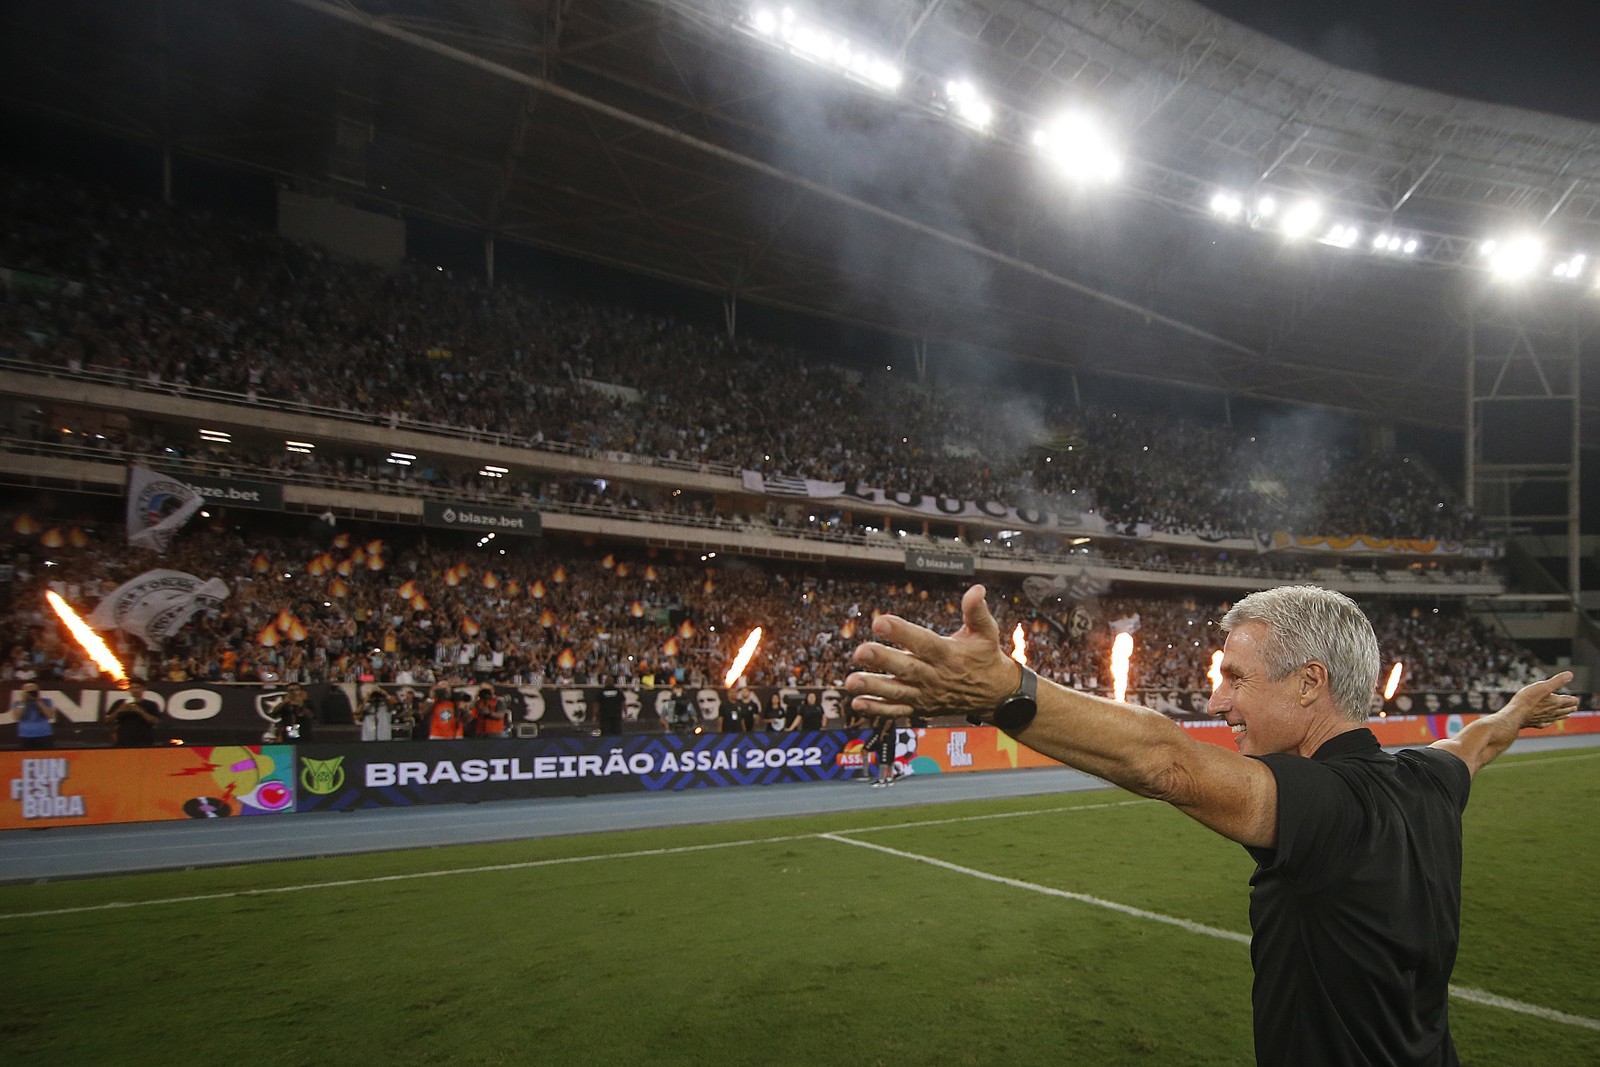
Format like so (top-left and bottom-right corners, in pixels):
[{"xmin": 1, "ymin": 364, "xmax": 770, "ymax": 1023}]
[
  {"xmin": 819, "ymin": 833, "xmax": 1600, "ymax": 1033},
  {"xmin": 0, "ymin": 798, "xmax": 1145, "ymax": 919},
  {"xmin": 1484, "ymin": 750, "xmax": 1600, "ymax": 772}
]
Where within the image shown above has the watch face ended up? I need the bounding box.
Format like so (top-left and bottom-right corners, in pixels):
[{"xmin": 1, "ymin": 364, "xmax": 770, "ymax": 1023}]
[{"xmin": 994, "ymin": 694, "xmax": 1038, "ymax": 733}]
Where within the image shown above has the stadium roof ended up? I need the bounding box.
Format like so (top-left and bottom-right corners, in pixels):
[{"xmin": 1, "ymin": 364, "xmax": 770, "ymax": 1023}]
[{"xmin": 4, "ymin": 0, "xmax": 1599, "ymax": 434}]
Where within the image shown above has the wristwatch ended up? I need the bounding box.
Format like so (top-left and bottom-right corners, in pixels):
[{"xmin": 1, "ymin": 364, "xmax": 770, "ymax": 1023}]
[{"xmin": 968, "ymin": 663, "xmax": 1039, "ymax": 735}]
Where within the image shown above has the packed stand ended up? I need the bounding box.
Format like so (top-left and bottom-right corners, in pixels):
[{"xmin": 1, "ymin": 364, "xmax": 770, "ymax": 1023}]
[
  {"xmin": 0, "ymin": 515, "xmax": 1541, "ymax": 699},
  {"xmin": 1, "ymin": 169, "xmax": 1480, "ymax": 543}
]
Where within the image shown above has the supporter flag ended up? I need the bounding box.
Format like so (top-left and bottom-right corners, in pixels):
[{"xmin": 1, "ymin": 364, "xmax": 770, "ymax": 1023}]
[
  {"xmin": 482, "ymin": 572, "xmax": 499, "ymax": 590},
  {"xmin": 531, "ymin": 581, "xmax": 546, "ymax": 599},
  {"xmin": 251, "ymin": 552, "xmax": 272, "ymax": 575},
  {"xmin": 68, "ymin": 527, "xmax": 89, "ymax": 548},
  {"xmin": 126, "ymin": 466, "xmax": 203, "ymax": 554},
  {"xmin": 662, "ymin": 637, "xmax": 680, "ymax": 658},
  {"xmin": 644, "ymin": 565, "xmax": 659, "ymax": 582},
  {"xmin": 462, "ymin": 616, "xmax": 481, "ymax": 637},
  {"xmin": 629, "ymin": 600, "xmax": 645, "ymax": 618},
  {"xmin": 256, "ymin": 623, "xmax": 281, "ymax": 647},
  {"xmin": 89, "ymin": 568, "xmax": 231, "ymax": 648},
  {"xmin": 397, "ymin": 579, "xmax": 417, "ymax": 600},
  {"xmin": 1109, "ymin": 613, "xmax": 1142, "ymax": 635},
  {"xmin": 40, "ymin": 527, "xmax": 65, "ymax": 548},
  {"xmin": 332, "ymin": 533, "xmax": 351, "ymax": 549},
  {"xmin": 601, "ymin": 554, "xmax": 615, "ymax": 570},
  {"xmin": 336, "ymin": 559, "xmax": 355, "ymax": 578},
  {"xmin": 556, "ymin": 648, "xmax": 576, "ymax": 671},
  {"xmin": 503, "ymin": 580, "xmax": 521, "ymax": 597},
  {"xmin": 538, "ymin": 609, "xmax": 556, "ymax": 628},
  {"xmin": 552, "ymin": 566, "xmax": 567, "ymax": 584},
  {"xmin": 285, "ymin": 616, "xmax": 309, "ymax": 642},
  {"xmin": 615, "ymin": 562, "xmax": 631, "ymax": 578},
  {"xmin": 678, "ymin": 620, "xmax": 696, "ymax": 640},
  {"xmin": 274, "ymin": 608, "xmax": 295, "ymax": 633},
  {"xmin": 329, "ymin": 577, "xmax": 350, "ymax": 599},
  {"xmin": 12, "ymin": 515, "xmax": 40, "ymax": 536}
]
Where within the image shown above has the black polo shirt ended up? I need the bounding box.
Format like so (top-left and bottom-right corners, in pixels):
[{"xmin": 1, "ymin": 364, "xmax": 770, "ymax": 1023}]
[{"xmin": 1246, "ymin": 728, "xmax": 1471, "ymax": 1067}]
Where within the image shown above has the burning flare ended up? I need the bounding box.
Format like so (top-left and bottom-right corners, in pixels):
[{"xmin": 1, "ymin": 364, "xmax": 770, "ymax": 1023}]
[
  {"xmin": 724, "ymin": 627, "xmax": 763, "ymax": 687},
  {"xmin": 1010, "ymin": 623, "xmax": 1028, "ymax": 666},
  {"xmin": 1208, "ymin": 650, "xmax": 1224, "ymax": 693},
  {"xmin": 1110, "ymin": 631, "xmax": 1134, "ymax": 703},
  {"xmin": 46, "ymin": 590, "xmax": 129, "ymax": 683},
  {"xmin": 1383, "ymin": 662, "xmax": 1404, "ymax": 701}
]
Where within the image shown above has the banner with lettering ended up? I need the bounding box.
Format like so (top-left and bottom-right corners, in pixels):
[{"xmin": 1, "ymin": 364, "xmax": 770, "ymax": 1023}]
[
  {"xmin": 0, "ymin": 745, "xmax": 295, "ymax": 830},
  {"xmin": 292, "ymin": 730, "xmax": 864, "ymax": 810}
]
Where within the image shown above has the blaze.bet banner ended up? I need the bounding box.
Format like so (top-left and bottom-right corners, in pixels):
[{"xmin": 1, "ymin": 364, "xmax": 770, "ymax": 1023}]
[
  {"xmin": 0, "ymin": 745, "xmax": 296, "ymax": 830},
  {"xmin": 293, "ymin": 731, "xmax": 866, "ymax": 811}
]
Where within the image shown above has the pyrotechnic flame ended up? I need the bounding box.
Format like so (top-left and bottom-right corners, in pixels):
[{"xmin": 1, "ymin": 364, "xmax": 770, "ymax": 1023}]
[
  {"xmin": 724, "ymin": 627, "xmax": 763, "ymax": 688},
  {"xmin": 1010, "ymin": 623, "xmax": 1028, "ymax": 666},
  {"xmin": 1111, "ymin": 631, "xmax": 1134, "ymax": 703},
  {"xmin": 1383, "ymin": 662, "xmax": 1404, "ymax": 701},
  {"xmin": 47, "ymin": 591, "xmax": 128, "ymax": 682},
  {"xmin": 1208, "ymin": 650, "xmax": 1224, "ymax": 693}
]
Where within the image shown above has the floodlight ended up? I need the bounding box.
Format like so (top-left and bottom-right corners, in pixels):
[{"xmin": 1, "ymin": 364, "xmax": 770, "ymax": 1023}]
[
  {"xmin": 1485, "ymin": 235, "xmax": 1544, "ymax": 280},
  {"xmin": 751, "ymin": 8, "xmax": 777, "ymax": 34},
  {"xmin": 1552, "ymin": 253, "xmax": 1587, "ymax": 281},
  {"xmin": 1255, "ymin": 196, "xmax": 1277, "ymax": 218},
  {"xmin": 944, "ymin": 79, "xmax": 994, "ymax": 130},
  {"xmin": 1321, "ymin": 223, "xmax": 1359, "ymax": 248},
  {"xmin": 1402, "ymin": 239, "xmax": 1418, "ymax": 254},
  {"xmin": 1033, "ymin": 111, "xmax": 1121, "ymax": 183},
  {"xmin": 1280, "ymin": 200, "xmax": 1322, "ymax": 239},
  {"xmin": 1209, "ymin": 191, "xmax": 1243, "ymax": 219}
]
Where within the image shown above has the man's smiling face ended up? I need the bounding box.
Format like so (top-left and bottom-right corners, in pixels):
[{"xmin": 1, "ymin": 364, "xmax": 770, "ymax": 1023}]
[{"xmin": 1207, "ymin": 621, "xmax": 1315, "ymax": 757}]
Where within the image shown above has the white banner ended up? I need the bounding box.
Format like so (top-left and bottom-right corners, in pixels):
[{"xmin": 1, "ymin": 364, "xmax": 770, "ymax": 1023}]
[
  {"xmin": 90, "ymin": 569, "xmax": 230, "ymax": 647},
  {"xmin": 126, "ymin": 466, "xmax": 203, "ymax": 553}
]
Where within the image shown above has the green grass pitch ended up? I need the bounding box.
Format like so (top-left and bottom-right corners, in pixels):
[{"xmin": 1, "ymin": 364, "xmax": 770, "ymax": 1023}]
[{"xmin": 1, "ymin": 748, "xmax": 1596, "ymax": 1066}]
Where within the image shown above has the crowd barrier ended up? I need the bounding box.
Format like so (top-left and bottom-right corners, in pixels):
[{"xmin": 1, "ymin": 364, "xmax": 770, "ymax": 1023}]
[
  {"xmin": 6, "ymin": 711, "xmax": 1597, "ymax": 831},
  {"xmin": 5, "ymin": 681, "xmax": 1592, "ymax": 747}
]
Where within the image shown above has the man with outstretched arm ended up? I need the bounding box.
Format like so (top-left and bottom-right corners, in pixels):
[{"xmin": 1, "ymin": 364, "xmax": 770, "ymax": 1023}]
[{"xmin": 845, "ymin": 583, "xmax": 1576, "ymax": 1067}]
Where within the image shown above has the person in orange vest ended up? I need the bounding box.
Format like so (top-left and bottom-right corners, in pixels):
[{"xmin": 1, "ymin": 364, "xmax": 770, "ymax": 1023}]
[
  {"xmin": 468, "ymin": 686, "xmax": 507, "ymax": 738},
  {"xmin": 426, "ymin": 683, "xmax": 464, "ymax": 740}
]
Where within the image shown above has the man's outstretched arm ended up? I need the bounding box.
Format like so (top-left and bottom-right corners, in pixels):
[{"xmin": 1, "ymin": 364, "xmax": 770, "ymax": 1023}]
[
  {"xmin": 1429, "ymin": 672, "xmax": 1577, "ymax": 778},
  {"xmin": 846, "ymin": 584, "xmax": 1278, "ymax": 848}
]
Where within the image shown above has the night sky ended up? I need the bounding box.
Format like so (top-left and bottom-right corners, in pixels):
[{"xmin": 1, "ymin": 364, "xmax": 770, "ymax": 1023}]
[{"xmin": 1194, "ymin": 1, "xmax": 1600, "ymax": 124}]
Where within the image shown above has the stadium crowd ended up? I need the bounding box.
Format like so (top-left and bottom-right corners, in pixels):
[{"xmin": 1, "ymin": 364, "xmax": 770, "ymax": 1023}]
[
  {"xmin": 1, "ymin": 517, "xmax": 1540, "ymax": 699},
  {"xmin": 1, "ymin": 168, "xmax": 1482, "ymax": 543}
]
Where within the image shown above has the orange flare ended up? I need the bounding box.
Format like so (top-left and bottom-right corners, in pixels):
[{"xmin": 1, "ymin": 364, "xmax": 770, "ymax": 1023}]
[
  {"xmin": 1208, "ymin": 650, "xmax": 1224, "ymax": 693},
  {"xmin": 1010, "ymin": 623, "xmax": 1028, "ymax": 667},
  {"xmin": 556, "ymin": 647, "xmax": 577, "ymax": 671},
  {"xmin": 724, "ymin": 627, "xmax": 763, "ymax": 687},
  {"xmin": 1111, "ymin": 632, "xmax": 1134, "ymax": 704},
  {"xmin": 46, "ymin": 591, "xmax": 128, "ymax": 682},
  {"xmin": 552, "ymin": 566, "xmax": 567, "ymax": 584},
  {"xmin": 1383, "ymin": 662, "xmax": 1404, "ymax": 701}
]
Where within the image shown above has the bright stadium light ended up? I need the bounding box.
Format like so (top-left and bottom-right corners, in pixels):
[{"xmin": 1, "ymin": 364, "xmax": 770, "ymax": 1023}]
[
  {"xmin": 1280, "ymin": 200, "xmax": 1322, "ymax": 239},
  {"xmin": 1209, "ymin": 191, "xmax": 1243, "ymax": 220},
  {"xmin": 745, "ymin": 6, "xmax": 902, "ymax": 92},
  {"xmin": 1320, "ymin": 222, "xmax": 1360, "ymax": 249},
  {"xmin": 1483, "ymin": 234, "xmax": 1544, "ymax": 280},
  {"xmin": 1254, "ymin": 195, "xmax": 1277, "ymax": 219},
  {"xmin": 1033, "ymin": 111, "xmax": 1121, "ymax": 183},
  {"xmin": 943, "ymin": 79, "xmax": 994, "ymax": 131},
  {"xmin": 1552, "ymin": 253, "xmax": 1587, "ymax": 281}
]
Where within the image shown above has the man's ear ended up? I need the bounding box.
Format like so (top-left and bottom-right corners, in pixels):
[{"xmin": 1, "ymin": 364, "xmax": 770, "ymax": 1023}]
[{"xmin": 1300, "ymin": 661, "xmax": 1329, "ymax": 706}]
